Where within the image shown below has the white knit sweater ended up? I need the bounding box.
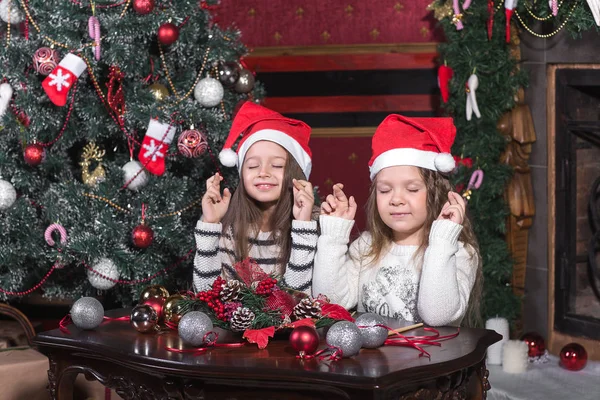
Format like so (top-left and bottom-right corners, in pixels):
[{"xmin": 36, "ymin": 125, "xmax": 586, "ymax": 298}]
[
  {"xmin": 193, "ymin": 219, "xmax": 318, "ymax": 294},
  {"xmin": 312, "ymin": 216, "xmax": 478, "ymax": 326}
]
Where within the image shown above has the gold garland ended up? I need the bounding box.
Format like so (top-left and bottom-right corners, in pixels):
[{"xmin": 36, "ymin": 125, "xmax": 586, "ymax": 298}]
[
  {"xmin": 514, "ymin": 0, "xmax": 578, "ymax": 38},
  {"xmin": 20, "ymin": 0, "xmax": 101, "ymax": 50},
  {"xmin": 83, "ymin": 193, "xmax": 204, "ymax": 220},
  {"xmin": 157, "ymin": 46, "xmax": 212, "ymax": 109}
]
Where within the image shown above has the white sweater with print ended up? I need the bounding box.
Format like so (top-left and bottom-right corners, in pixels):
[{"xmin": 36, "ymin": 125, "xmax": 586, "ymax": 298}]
[
  {"xmin": 312, "ymin": 216, "xmax": 478, "ymax": 326},
  {"xmin": 193, "ymin": 219, "xmax": 318, "ymax": 294}
]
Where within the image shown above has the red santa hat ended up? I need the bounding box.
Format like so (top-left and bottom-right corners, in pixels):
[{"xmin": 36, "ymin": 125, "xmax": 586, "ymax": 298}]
[
  {"xmin": 219, "ymin": 102, "xmax": 313, "ymax": 178},
  {"xmin": 368, "ymin": 114, "xmax": 456, "ymax": 180}
]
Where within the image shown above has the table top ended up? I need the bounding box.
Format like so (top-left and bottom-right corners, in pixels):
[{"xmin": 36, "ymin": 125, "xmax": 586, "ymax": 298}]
[{"xmin": 33, "ymin": 309, "xmax": 500, "ymax": 389}]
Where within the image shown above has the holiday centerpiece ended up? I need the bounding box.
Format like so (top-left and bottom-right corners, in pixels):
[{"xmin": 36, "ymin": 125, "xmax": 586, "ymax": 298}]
[{"xmin": 177, "ymin": 258, "xmax": 353, "ymax": 349}]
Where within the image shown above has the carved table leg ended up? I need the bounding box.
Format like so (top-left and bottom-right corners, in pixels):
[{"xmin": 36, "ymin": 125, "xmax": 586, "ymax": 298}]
[{"xmin": 47, "ymin": 355, "xmax": 78, "ymax": 400}]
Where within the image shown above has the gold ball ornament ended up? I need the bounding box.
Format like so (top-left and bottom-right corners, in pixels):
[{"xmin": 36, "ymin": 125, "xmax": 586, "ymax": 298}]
[
  {"xmin": 163, "ymin": 294, "xmax": 185, "ymax": 325},
  {"xmin": 148, "ymin": 83, "xmax": 169, "ymax": 102},
  {"xmin": 139, "ymin": 285, "xmax": 169, "ymax": 303}
]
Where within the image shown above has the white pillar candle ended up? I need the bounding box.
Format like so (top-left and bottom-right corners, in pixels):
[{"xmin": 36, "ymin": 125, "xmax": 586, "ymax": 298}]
[
  {"xmin": 502, "ymin": 340, "xmax": 529, "ymax": 374},
  {"xmin": 486, "ymin": 317, "xmax": 509, "ymax": 365}
]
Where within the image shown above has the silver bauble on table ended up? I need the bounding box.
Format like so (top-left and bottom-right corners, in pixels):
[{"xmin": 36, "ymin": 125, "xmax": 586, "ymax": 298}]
[
  {"xmin": 326, "ymin": 320, "xmax": 363, "ymax": 358},
  {"xmin": 130, "ymin": 304, "xmax": 159, "ymax": 333},
  {"xmin": 355, "ymin": 313, "xmax": 388, "ymax": 348},
  {"xmin": 70, "ymin": 297, "xmax": 105, "ymax": 330},
  {"xmin": 178, "ymin": 311, "xmax": 213, "ymax": 347}
]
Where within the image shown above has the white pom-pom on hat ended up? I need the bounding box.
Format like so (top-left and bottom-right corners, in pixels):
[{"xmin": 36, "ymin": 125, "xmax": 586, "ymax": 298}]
[
  {"xmin": 218, "ymin": 148, "xmax": 238, "ymax": 167},
  {"xmin": 434, "ymin": 153, "xmax": 455, "ymax": 173}
]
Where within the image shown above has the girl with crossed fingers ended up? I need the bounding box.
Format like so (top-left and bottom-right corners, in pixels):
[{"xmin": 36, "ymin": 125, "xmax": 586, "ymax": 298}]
[
  {"xmin": 313, "ymin": 115, "xmax": 483, "ymax": 327},
  {"xmin": 193, "ymin": 103, "xmax": 318, "ymax": 294}
]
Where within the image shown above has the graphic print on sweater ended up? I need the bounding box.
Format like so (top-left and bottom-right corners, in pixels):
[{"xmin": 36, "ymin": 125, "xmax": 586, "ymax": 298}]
[{"xmin": 361, "ymin": 264, "xmax": 422, "ymax": 322}]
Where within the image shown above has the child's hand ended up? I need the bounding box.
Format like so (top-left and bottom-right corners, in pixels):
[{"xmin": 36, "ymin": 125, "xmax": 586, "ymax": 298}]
[
  {"xmin": 437, "ymin": 191, "xmax": 465, "ymax": 225},
  {"xmin": 320, "ymin": 183, "xmax": 357, "ymax": 220},
  {"xmin": 201, "ymin": 173, "xmax": 231, "ymax": 224},
  {"xmin": 292, "ymin": 179, "xmax": 315, "ymax": 221}
]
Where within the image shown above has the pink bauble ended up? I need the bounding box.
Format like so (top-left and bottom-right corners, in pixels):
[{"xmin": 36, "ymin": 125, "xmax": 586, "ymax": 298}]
[
  {"xmin": 33, "ymin": 47, "xmax": 60, "ymax": 76},
  {"xmin": 177, "ymin": 129, "xmax": 208, "ymax": 158}
]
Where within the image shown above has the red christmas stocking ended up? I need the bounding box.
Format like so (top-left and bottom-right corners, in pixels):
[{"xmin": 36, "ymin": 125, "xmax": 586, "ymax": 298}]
[
  {"xmin": 42, "ymin": 54, "xmax": 86, "ymax": 106},
  {"xmin": 138, "ymin": 119, "xmax": 175, "ymax": 176},
  {"xmin": 438, "ymin": 64, "xmax": 454, "ymax": 103},
  {"xmin": 505, "ymin": 0, "xmax": 518, "ymax": 43}
]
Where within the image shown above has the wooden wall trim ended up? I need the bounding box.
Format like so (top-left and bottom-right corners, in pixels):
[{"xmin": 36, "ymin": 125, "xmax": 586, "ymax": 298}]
[
  {"xmin": 311, "ymin": 127, "xmax": 376, "ymax": 137},
  {"xmin": 248, "ymin": 43, "xmax": 440, "ymax": 57}
]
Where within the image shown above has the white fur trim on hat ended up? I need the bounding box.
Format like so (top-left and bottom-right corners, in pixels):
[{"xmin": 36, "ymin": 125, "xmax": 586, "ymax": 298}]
[
  {"xmin": 434, "ymin": 153, "xmax": 455, "ymax": 173},
  {"xmin": 369, "ymin": 148, "xmax": 452, "ymax": 180},
  {"xmin": 219, "ymin": 148, "xmax": 238, "ymax": 167},
  {"xmin": 237, "ymin": 129, "xmax": 312, "ymax": 178}
]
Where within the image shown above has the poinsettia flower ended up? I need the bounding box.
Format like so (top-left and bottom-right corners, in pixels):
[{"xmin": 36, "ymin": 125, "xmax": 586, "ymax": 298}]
[
  {"xmin": 243, "ymin": 326, "xmax": 275, "ymax": 349},
  {"xmin": 321, "ymin": 303, "xmax": 354, "ymax": 322},
  {"xmin": 288, "ymin": 318, "xmax": 316, "ymax": 329}
]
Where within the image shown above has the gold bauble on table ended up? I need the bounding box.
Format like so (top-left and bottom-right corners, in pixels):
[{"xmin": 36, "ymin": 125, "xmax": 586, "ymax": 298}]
[
  {"xmin": 148, "ymin": 83, "xmax": 170, "ymax": 101},
  {"xmin": 163, "ymin": 294, "xmax": 185, "ymax": 325},
  {"xmin": 139, "ymin": 285, "xmax": 169, "ymax": 303}
]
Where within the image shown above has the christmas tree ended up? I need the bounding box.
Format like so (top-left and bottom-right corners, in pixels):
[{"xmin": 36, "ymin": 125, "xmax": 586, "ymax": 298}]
[{"xmin": 0, "ymin": 0, "xmax": 262, "ymax": 305}]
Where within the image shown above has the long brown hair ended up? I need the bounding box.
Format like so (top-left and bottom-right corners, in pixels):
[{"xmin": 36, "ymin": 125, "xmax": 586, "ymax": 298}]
[
  {"xmin": 221, "ymin": 149, "xmax": 307, "ymax": 275},
  {"xmin": 364, "ymin": 168, "xmax": 483, "ymax": 327}
]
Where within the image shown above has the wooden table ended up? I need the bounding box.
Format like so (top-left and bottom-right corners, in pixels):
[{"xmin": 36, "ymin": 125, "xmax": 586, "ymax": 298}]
[{"xmin": 33, "ymin": 309, "xmax": 500, "ymax": 400}]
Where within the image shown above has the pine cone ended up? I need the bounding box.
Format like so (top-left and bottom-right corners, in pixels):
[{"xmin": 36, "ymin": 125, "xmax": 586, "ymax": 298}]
[
  {"xmin": 220, "ymin": 279, "xmax": 242, "ymax": 302},
  {"xmin": 230, "ymin": 307, "xmax": 255, "ymax": 332},
  {"xmin": 293, "ymin": 298, "xmax": 322, "ymax": 320}
]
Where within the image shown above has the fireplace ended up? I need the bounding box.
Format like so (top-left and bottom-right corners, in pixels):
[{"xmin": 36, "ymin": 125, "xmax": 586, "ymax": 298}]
[{"xmin": 549, "ymin": 65, "xmax": 600, "ymax": 355}]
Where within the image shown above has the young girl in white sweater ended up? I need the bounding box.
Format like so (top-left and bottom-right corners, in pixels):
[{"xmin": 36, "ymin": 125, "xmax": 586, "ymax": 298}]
[
  {"xmin": 312, "ymin": 114, "xmax": 482, "ymax": 327},
  {"xmin": 193, "ymin": 102, "xmax": 318, "ymax": 294}
]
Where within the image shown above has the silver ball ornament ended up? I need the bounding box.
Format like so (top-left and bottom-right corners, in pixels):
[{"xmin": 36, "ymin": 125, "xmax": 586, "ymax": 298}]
[
  {"xmin": 87, "ymin": 258, "xmax": 119, "ymax": 290},
  {"xmin": 70, "ymin": 297, "xmax": 104, "ymax": 330},
  {"xmin": 355, "ymin": 313, "xmax": 388, "ymax": 348},
  {"xmin": 326, "ymin": 321, "xmax": 362, "ymax": 358},
  {"xmin": 0, "ymin": 0, "xmax": 24, "ymax": 24},
  {"xmin": 130, "ymin": 304, "xmax": 159, "ymax": 333},
  {"xmin": 235, "ymin": 69, "xmax": 255, "ymax": 94},
  {"xmin": 0, "ymin": 179, "xmax": 17, "ymax": 210},
  {"xmin": 122, "ymin": 160, "xmax": 149, "ymax": 191},
  {"xmin": 194, "ymin": 77, "xmax": 224, "ymax": 107},
  {"xmin": 178, "ymin": 311, "xmax": 213, "ymax": 347}
]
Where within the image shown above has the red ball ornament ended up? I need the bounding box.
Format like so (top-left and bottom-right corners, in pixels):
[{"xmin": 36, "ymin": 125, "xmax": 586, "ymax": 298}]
[
  {"xmin": 24, "ymin": 143, "xmax": 46, "ymax": 166},
  {"xmin": 559, "ymin": 343, "xmax": 588, "ymax": 371},
  {"xmin": 132, "ymin": 224, "xmax": 154, "ymax": 249},
  {"xmin": 142, "ymin": 296, "xmax": 165, "ymax": 321},
  {"xmin": 520, "ymin": 332, "xmax": 546, "ymax": 358},
  {"xmin": 133, "ymin": 0, "xmax": 155, "ymax": 15},
  {"xmin": 289, "ymin": 326, "xmax": 320, "ymax": 358},
  {"xmin": 157, "ymin": 23, "xmax": 179, "ymax": 45}
]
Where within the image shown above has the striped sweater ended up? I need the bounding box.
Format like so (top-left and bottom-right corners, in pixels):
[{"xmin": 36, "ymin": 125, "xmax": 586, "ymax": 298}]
[{"xmin": 193, "ymin": 219, "xmax": 318, "ymax": 293}]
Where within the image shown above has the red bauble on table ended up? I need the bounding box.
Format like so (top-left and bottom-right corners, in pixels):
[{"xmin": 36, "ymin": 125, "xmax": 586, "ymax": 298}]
[
  {"xmin": 132, "ymin": 223, "xmax": 154, "ymax": 248},
  {"xmin": 24, "ymin": 143, "xmax": 46, "ymax": 166},
  {"xmin": 133, "ymin": 0, "xmax": 155, "ymax": 15},
  {"xmin": 157, "ymin": 23, "xmax": 179, "ymax": 45},
  {"xmin": 289, "ymin": 326, "xmax": 320, "ymax": 358},
  {"xmin": 520, "ymin": 332, "xmax": 546, "ymax": 358},
  {"xmin": 559, "ymin": 343, "xmax": 588, "ymax": 371}
]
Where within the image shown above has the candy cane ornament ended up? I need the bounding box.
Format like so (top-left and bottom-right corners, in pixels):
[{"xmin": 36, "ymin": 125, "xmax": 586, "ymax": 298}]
[
  {"xmin": 88, "ymin": 16, "xmax": 101, "ymax": 61},
  {"xmin": 462, "ymin": 169, "xmax": 484, "ymax": 201},
  {"xmin": 45, "ymin": 223, "xmax": 68, "ymax": 246},
  {"xmin": 466, "ymin": 74, "xmax": 481, "ymax": 121},
  {"xmin": 452, "ymin": 0, "xmax": 473, "ymax": 30}
]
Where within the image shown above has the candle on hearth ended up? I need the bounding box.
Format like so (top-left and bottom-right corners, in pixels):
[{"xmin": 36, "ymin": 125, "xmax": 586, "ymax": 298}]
[
  {"xmin": 502, "ymin": 340, "xmax": 529, "ymax": 374},
  {"xmin": 486, "ymin": 317, "xmax": 509, "ymax": 365}
]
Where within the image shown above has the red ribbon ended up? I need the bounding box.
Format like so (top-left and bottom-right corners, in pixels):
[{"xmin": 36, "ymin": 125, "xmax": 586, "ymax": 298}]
[
  {"xmin": 383, "ymin": 325, "xmax": 460, "ymax": 359},
  {"xmin": 165, "ymin": 331, "xmax": 246, "ymax": 355},
  {"xmin": 103, "ymin": 316, "xmax": 130, "ymax": 322},
  {"xmin": 59, "ymin": 314, "xmax": 73, "ymax": 334}
]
